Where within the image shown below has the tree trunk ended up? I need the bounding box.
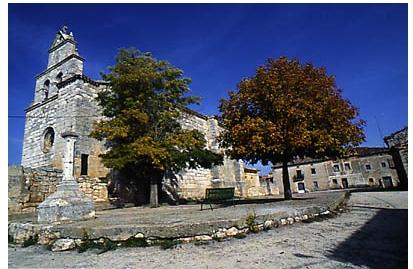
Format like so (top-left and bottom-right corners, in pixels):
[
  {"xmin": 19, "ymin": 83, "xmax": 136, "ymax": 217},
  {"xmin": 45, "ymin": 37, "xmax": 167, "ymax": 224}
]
[
  {"xmin": 282, "ymin": 158, "xmax": 293, "ymax": 200},
  {"xmin": 149, "ymin": 177, "xmax": 159, "ymax": 208}
]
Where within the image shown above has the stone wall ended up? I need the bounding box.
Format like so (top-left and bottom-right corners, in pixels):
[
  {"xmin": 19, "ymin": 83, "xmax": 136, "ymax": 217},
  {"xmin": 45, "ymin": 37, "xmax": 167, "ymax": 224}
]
[
  {"xmin": 8, "ymin": 166, "xmax": 108, "ymax": 215},
  {"xmin": 47, "ymin": 40, "xmax": 79, "ymax": 68},
  {"xmin": 8, "ymin": 166, "xmax": 62, "ymax": 214},
  {"xmin": 384, "ymin": 127, "xmax": 408, "ymax": 188},
  {"xmin": 22, "ymin": 94, "xmax": 66, "ymax": 169},
  {"xmin": 385, "ymin": 127, "xmax": 408, "ymax": 148},
  {"xmin": 350, "ymin": 154, "xmax": 399, "ymax": 188},
  {"xmin": 22, "ymin": 76, "xmax": 110, "ymax": 180},
  {"xmin": 77, "ymin": 176, "xmax": 109, "ymax": 202},
  {"xmin": 9, "ymin": 166, "xmax": 29, "ymax": 214},
  {"xmin": 172, "ymin": 110, "xmax": 245, "ymax": 199},
  {"xmin": 70, "ymin": 79, "xmax": 111, "ymax": 179},
  {"xmin": 259, "ymin": 177, "xmax": 279, "ymax": 196}
]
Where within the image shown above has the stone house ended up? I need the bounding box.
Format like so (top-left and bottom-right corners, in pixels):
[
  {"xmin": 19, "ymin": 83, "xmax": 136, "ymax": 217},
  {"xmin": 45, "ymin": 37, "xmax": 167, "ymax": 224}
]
[
  {"xmin": 259, "ymin": 173, "xmax": 279, "ymax": 196},
  {"xmin": 384, "ymin": 127, "xmax": 408, "ymax": 188},
  {"xmin": 18, "ymin": 26, "xmax": 246, "ymax": 209},
  {"xmin": 242, "ymin": 168, "xmax": 280, "ymax": 197},
  {"xmin": 243, "ymin": 168, "xmax": 260, "ymax": 197},
  {"xmin": 272, "ymin": 147, "xmax": 400, "ymax": 194}
]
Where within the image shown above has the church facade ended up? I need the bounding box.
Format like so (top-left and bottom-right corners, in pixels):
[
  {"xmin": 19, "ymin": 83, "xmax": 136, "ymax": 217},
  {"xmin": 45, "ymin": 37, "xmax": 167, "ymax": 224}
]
[{"xmin": 21, "ymin": 27, "xmax": 256, "ymax": 204}]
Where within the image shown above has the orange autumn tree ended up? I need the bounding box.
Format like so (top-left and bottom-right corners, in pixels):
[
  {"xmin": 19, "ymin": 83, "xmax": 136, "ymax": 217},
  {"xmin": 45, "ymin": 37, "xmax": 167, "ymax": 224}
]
[{"xmin": 219, "ymin": 57, "xmax": 365, "ymax": 200}]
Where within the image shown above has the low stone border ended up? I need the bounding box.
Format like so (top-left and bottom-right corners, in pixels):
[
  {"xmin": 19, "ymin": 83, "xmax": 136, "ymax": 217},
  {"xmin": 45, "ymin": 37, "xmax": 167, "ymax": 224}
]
[{"xmin": 9, "ymin": 192, "xmax": 348, "ymax": 252}]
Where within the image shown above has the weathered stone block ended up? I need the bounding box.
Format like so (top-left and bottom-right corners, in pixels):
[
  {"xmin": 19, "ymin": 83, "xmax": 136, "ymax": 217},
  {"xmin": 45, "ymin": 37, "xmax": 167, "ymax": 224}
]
[
  {"xmin": 51, "ymin": 239, "xmax": 76, "ymax": 252},
  {"xmin": 225, "ymin": 227, "xmax": 239, "ymax": 237},
  {"xmin": 194, "ymin": 235, "xmax": 212, "ymax": 241},
  {"xmin": 37, "ymin": 182, "xmax": 95, "ymax": 223}
]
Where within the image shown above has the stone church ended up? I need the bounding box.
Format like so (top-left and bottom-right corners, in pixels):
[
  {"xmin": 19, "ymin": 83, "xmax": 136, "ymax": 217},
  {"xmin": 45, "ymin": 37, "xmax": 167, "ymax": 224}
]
[{"xmin": 21, "ymin": 26, "xmax": 247, "ymax": 205}]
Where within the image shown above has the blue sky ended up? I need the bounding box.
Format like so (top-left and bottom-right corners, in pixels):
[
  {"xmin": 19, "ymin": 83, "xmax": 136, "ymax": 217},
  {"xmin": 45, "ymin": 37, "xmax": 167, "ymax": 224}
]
[{"xmin": 8, "ymin": 4, "xmax": 407, "ymax": 174}]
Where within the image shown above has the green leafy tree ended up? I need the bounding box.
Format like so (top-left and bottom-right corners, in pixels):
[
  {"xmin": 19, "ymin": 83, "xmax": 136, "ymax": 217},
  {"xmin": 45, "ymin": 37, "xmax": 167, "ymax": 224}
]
[
  {"xmin": 91, "ymin": 48, "xmax": 223, "ymax": 207},
  {"xmin": 219, "ymin": 57, "xmax": 365, "ymax": 200}
]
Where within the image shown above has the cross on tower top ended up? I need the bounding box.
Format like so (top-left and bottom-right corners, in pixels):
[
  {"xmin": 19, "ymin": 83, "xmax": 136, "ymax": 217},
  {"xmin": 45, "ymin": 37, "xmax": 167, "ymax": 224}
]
[{"xmin": 50, "ymin": 25, "xmax": 75, "ymax": 50}]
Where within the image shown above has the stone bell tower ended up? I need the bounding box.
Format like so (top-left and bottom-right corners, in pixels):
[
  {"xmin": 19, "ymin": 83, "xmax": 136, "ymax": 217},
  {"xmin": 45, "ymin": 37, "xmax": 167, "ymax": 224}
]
[
  {"xmin": 22, "ymin": 26, "xmax": 85, "ymax": 169},
  {"xmin": 21, "ymin": 26, "xmax": 111, "ymax": 205},
  {"xmin": 34, "ymin": 26, "xmax": 84, "ymax": 104}
]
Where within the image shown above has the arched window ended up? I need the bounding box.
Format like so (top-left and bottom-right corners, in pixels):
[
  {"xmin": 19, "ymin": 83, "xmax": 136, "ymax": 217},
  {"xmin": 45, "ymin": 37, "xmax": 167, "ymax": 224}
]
[
  {"xmin": 43, "ymin": 127, "xmax": 55, "ymax": 153},
  {"xmin": 56, "ymin": 72, "xmax": 63, "ymax": 83},
  {"xmin": 43, "ymin": 80, "xmax": 50, "ymax": 100}
]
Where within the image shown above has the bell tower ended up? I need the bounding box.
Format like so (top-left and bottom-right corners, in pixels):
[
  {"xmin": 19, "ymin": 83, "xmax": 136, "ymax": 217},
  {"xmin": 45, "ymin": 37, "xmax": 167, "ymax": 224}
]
[
  {"xmin": 22, "ymin": 26, "xmax": 86, "ymax": 169},
  {"xmin": 33, "ymin": 26, "xmax": 84, "ymax": 103},
  {"xmin": 47, "ymin": 26, "xmax": 80, "ymax": 67}
]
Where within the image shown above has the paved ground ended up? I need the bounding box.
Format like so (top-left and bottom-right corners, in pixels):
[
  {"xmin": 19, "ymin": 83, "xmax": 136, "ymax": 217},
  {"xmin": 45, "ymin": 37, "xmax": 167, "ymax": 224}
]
[
  {"xmin": 9, "ymin": 191, "xmax": 345, "ymax": 240},
  {"xmin": 8, "ymin": 190, "xmax": 407, "ymax": 269}
]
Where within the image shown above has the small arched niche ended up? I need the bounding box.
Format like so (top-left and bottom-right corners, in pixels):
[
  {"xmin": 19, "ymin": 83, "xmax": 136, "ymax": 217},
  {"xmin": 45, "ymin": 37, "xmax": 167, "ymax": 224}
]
[
  {"xmin": 56, "ymin": 72, "xmax": 63, "ymax": 83},
  {"xmin": 42, "ymin": 127, "xmax": 55, "ymax": 153},
  {"xmin": 42, "ymin": 80, "xmax": 50, "ymax": 100}
]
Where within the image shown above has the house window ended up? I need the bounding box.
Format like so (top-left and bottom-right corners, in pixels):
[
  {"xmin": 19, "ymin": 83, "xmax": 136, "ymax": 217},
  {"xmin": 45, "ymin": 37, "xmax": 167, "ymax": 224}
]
[
  {"xmin": 369, "ymin": 178, "xmax": 374, "ymax": 184},
  {"xmin": 333, "ymin": 164, "xmax": 340, "ymax": 172},
  {"xmin": 313, "ymin": 181, "xmax": 319, "ymax": 189},
  {"xmin": 381, "ymin": 162, "xmax": 387, "ymax": 168},
  {"xmin": 344, "ymin": 163, "xmax": 351, "ymax": 171},
  {"xmin": 332, "ymin": 179, "xmax": 338, "ymax": 184},
  {"xmin": 42, "ymin": 127, "xmax": 55, "ymax": 153},
  {"xmin": 296, "ymin": 169, "xmax": 303, "ymax": 180},
  {"xmin": 311, "ymin": 168, "xmax": 316, "ymax": 174},
  {"xmin": 365, "ymin": 164, "xmax": 372, "ymax": 171},
  {"xmin": 81, "ymin": 154, "xmax": 89, "ymax": 176}
]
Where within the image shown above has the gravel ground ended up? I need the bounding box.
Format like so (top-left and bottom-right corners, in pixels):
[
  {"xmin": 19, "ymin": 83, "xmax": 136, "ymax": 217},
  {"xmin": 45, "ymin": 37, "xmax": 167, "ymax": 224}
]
[{"xmin": 8, "ymin": 191, "xmax": 407, "ymax": 269}]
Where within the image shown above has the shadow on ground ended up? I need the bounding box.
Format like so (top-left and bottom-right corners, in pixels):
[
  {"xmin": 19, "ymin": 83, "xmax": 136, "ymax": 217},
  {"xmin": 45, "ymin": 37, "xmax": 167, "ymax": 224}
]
[
  {"xmin": 350, "ymin": 186, "xmax": 408, "ymax": 193},
  {"xmin": 201, "ymin": 196, "xmax": 316, "ymax": 210},
  {"xmin": 327, "ymin": 207, "xmax": 407, "ymax": 268},
  {"xmin": 236, "ymin": 196, "xmax": 315, "ymax": 204}
]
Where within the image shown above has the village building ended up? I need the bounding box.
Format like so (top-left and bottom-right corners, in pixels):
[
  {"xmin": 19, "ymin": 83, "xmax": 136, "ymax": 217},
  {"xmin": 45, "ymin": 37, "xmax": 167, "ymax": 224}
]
[
  {"xmin": 15, "ymin": 26, "xmax": 248, "ymax": 212},
  {"xmin": 242, "ymin": 167, "xmax": 279, "ymax": 197},
  {"xmin": 272, "ymin": 147, "xmax": 400, "ymax": 194},
  {"xmin": 259, "ymin": 173, "xmax": 278, "ymax": 196},
  {"xmin": 384, "ymin": 127, "xmax": 408, "ymax": 188}
]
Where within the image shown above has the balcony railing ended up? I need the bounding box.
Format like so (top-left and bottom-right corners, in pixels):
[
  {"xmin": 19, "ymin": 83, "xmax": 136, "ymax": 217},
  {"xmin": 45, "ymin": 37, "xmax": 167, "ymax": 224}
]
[{"xmin": 292, "ymin": 174, "xmax": 305, "ymax": 182}]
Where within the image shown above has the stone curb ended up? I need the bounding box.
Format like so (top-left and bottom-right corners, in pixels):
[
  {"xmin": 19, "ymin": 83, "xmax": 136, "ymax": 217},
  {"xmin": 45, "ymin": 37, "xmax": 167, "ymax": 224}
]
[{"xmin": 9, "ymin": 191, "xmax": 348, "ymax": 251}]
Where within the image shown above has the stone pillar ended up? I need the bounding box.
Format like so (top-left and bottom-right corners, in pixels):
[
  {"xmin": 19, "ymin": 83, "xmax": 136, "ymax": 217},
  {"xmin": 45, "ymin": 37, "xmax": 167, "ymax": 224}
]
[
  {"xmin": 37, "ymin": 132, "xmax": 95, "ymax": 223},
  {"xmin": 62, "ymin": 132, "xmax": 76, "ymax": 183}
]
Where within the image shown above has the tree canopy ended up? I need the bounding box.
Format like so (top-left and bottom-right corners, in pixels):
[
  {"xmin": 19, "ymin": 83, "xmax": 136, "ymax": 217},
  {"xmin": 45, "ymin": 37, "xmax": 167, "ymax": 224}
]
[
  {"xmin": 91, "ymin": 48, "xmax": 223, "ymax": 206},
  {"xmin": 219, "ymin": 57, "xmax": 365, "ymax": 199}
]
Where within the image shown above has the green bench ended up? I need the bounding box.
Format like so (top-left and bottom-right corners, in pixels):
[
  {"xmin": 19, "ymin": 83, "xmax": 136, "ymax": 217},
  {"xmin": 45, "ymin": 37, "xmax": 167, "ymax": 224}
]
[{"xmin": 200, "ymin": 187, "xmax": 236, "ymax": 211}]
